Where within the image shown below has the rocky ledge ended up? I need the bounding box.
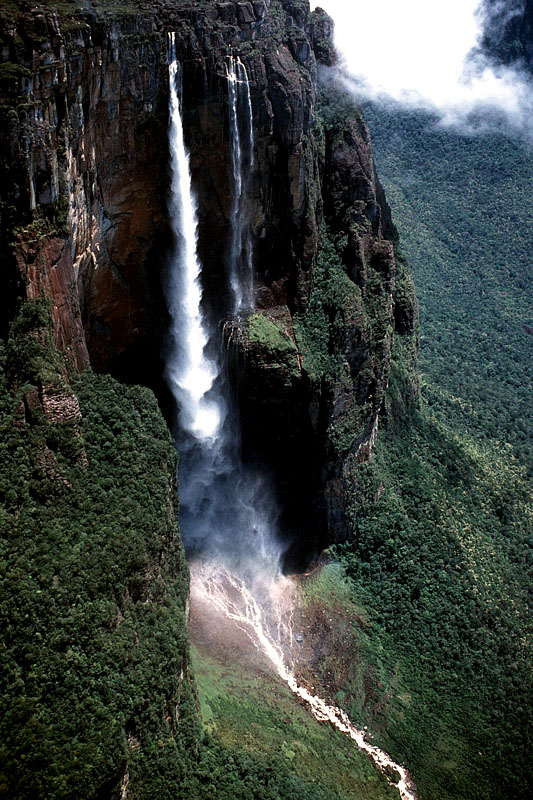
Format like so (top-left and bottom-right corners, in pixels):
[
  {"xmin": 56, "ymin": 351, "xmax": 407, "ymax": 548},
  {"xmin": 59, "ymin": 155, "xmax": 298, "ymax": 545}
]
[{"xmin": 0, "ymin": 0, "xmax": 418, "ymax": 555}]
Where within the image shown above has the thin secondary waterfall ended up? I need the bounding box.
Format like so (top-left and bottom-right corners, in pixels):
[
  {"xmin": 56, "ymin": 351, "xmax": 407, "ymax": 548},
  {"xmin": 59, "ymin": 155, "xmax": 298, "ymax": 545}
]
[
  {"xmin": 164, "ymin": 35, "xmax": 417, "ymax": 800},
  {"xmin": 226, "ymin": 53, "xmax": 255, "ymax": 313},
  {"xmin": 164, "ymin": 33, "xmax": 278, "ymax": 570}
]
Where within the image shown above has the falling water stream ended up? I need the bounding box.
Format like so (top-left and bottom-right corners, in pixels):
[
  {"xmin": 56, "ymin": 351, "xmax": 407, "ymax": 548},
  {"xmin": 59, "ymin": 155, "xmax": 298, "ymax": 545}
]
[
  {"xmin": 165, "ymin": 33, "xmax": 222, "ymax": 444},
  {"xmin": 165, "ymin": 34, "xmax": 417, "ymax": 800},
  {"xmin": 192, "ymin": 563, "xmax": 418, "ymax": 800},
  {"xmin": 226, "ymin": 53, "xmax": 255, "ymax": 313}
]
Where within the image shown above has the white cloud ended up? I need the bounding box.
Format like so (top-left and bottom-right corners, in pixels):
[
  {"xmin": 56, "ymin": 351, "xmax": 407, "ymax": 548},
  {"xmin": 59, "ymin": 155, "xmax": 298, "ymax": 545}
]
[{"xmin": 315, "ymin": 0, "xmax": 533, "ymax": 137}]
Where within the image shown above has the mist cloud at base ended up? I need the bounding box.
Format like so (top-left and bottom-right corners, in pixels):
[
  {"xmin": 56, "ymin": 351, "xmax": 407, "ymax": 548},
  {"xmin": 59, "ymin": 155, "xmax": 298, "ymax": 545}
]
[{"xmin": 316, "ymin": 0, "xmax": 533, "ymax": 140}]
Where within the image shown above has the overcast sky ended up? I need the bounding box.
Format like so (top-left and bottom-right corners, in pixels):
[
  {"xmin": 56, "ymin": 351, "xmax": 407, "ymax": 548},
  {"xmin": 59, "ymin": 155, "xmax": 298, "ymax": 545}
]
[{"xmin": 315, "ymin": 0, "xmax": 531, "ymax": 135}]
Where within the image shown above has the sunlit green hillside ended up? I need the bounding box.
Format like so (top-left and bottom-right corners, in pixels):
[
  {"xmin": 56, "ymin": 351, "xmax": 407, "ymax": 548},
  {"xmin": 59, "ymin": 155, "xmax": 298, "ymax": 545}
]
[
  {"xmin": 364, "ymin": 105, "xmax": 533, "ymax": 471},
  {"xmin": 327, "ymin": 104, "xmax": 533, "ymax": 800}
]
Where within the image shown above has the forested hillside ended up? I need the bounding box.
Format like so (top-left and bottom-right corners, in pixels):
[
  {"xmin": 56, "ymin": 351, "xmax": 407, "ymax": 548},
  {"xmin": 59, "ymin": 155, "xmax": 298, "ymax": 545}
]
[
  {"xmin": 0, "ymin": 301, "xmax": 200, "ymax": 798},
  {"xmin": 1, "ymin": 1, "xmax": 531, "ymax": 798},
  {"xmin": 322, "ymin": 103, "xmax": 532, "ymax": 800},
  {"xmin": 365, "ymin": 104, "xmax": 533, "ymax": 470}
]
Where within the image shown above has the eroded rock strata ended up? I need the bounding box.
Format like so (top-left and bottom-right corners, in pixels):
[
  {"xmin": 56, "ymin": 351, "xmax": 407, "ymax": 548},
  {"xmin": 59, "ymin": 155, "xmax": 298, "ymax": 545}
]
[
  {"xmin": 1, "ymin": 0, "xmax": 417, "ymax": 556},
  {"xmin": 0, "ymin": 0, "xmax": 418, "ymax": 795}
]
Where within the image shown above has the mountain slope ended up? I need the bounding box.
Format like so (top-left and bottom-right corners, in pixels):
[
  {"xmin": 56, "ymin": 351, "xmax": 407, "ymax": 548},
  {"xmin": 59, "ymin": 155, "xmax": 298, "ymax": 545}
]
[{"xmin": 321, "ymin": 102, "xmax": 532, "ymax": 800}]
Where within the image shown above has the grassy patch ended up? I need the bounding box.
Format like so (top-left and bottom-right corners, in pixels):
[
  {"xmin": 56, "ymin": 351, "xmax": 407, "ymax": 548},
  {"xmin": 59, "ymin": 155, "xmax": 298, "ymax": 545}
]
[
  {"xmin": 191, "ymin": 636, "xmax": 398, "ymax": 800},
  {"xmin": 248, "ymin": 313, "xmax": 298, "ymax": 360}
]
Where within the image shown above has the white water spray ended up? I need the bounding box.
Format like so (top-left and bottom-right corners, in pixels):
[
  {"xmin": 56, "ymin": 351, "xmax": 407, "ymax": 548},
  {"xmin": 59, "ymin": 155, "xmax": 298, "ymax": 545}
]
[
  {"xmin": 192, "ymin": 563, "xmax": 417, "ymax": 800},
  {"xmin": 226, "ymin": 53, "xmax": 255, "ymax": 313},
  {"xmin": 165, "ymin": 34, "xmax": 278, "ymax": 565},
  {"xmin": 165, "ymin": 35, "xmax": 417, "ymax": 799},
  {"xmin": 165, "ymin": 33, "xmax": 223, "ymax": 442}
]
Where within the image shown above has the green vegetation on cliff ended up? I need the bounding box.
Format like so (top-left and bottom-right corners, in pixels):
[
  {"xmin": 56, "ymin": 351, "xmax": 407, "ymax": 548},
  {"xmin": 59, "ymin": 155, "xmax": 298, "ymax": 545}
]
[
  {"xmin": 295, "ymin": 227, "xmax": 364, "ymax": 383},
  {"xmin": 0, "ymin": 301, "xmax": 200, "ymax": 799},
  {"xmin": 322, "ymin": 105, "xmax": 532, "ymax": 800}
]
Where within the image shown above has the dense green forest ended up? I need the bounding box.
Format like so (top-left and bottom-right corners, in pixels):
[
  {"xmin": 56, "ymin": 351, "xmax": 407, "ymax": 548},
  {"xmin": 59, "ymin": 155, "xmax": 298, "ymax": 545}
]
[
  {"xmin": 2, "ymin": 3, "xmax": 531, "ymax": 794},
  {"xmin": 324, "ymin": 105, "xmax": 532, "ymax": 800},
  {"xmin": 1, "ymin": 302, "xmax": 400, "ymax": 800},
  {"xmin": 0, "ymin": 302, "xmax": 202, "ymax": 798}
]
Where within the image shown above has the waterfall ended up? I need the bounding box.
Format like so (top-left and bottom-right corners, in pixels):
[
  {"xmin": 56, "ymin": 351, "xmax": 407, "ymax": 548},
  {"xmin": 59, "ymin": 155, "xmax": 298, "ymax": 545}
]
[
  {"xmin": 164, "ymin": 34, "xmax": 279, "ymax": 572},
  {"xmin": 226, "ymin": 53, "xmax": 255, "ymax": 314},
  {"xmin": 164, "ymin": 37, "xmax": 417, "ymax": 800},
  {"xmin": 165, "ymin": 32, "xmax": 223, "ymax": 443}
]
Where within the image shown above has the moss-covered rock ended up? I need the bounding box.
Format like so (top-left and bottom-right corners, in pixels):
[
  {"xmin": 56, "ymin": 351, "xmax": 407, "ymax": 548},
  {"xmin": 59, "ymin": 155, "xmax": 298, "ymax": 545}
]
[{"xmin": 246, "ymin": 309, "xmax": 301, "ymax": 386}]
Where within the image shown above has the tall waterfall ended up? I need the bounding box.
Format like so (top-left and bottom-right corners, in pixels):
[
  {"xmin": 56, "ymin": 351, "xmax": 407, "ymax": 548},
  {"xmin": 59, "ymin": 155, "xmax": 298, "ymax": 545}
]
[
  {"xmin": 164, "ymin": 34, "xmax": 279, "ymax": 573},
  {"xmin": 164, "ymin": 36, "xmax": 417, "ymax": 800},
  {"xmin": 226, "ymin": 53, "xmax": 255, "ymax": 314},
  {"xmin": 165, "ymin": 33, "xmax": 223, "ymax": 444}
]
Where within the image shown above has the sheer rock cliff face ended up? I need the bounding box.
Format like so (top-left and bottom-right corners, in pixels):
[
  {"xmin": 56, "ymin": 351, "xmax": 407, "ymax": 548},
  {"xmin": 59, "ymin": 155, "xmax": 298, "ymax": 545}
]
[
  {"xmin": 0, "ymin": 0, "xmax": 418, "ymax": 557},
  {"xmin": 0, "ymin": 5, "xmax": 173, "ymax": 375},
  {"xmin": 477, "ymin": 0, "xmax": 533, "ymax": 71}
]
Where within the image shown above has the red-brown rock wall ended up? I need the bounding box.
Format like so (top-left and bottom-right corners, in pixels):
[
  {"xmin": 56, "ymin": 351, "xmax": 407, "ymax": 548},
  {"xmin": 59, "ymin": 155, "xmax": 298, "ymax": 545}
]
[{"xmin": 0, "ymin": 0, "xmax": 418, "ymax": 555}]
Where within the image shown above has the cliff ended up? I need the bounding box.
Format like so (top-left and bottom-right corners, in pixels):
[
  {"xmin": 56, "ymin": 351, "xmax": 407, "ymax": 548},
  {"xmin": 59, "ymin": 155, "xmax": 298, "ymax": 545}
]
[
  {"xmin": 0, "ymin": 0, "xmax": 418, "ymax": 560},
  {"xmin": 477, "ymin": 0, "xmax": 533, "ymax": 71},
  {"xmin": 0, "ymin": 0, "xmax": 418, "ymax": 796}
]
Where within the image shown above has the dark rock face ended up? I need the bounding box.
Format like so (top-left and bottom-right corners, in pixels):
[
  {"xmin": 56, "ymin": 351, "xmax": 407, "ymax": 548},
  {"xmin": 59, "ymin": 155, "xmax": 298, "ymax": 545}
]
[
  {"xmin": 225, "ymin": 306, "xmax": 327, "ymax": 566},
  {"xmin": 0, "ymin": 0, "xmax": 418, "ymax": 558},
  {"xmin": 476, "ymin": 0, "xmax": 533, "ymax": 72},
  {"xmin": 0, "ymin": 6, "xmax": 172, "ymax": 375}
]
